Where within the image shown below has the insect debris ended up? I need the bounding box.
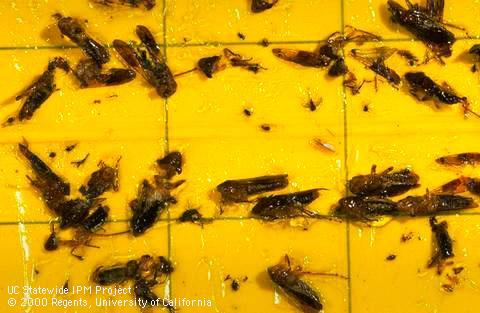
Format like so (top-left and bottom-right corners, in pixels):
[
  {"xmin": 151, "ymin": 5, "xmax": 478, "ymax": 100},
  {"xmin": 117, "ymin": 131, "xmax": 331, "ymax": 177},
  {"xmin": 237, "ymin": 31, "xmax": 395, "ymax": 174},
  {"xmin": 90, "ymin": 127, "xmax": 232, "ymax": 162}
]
[{"xmin": 71, "ymin": 153, "xmax": 90, "ymax": 168}]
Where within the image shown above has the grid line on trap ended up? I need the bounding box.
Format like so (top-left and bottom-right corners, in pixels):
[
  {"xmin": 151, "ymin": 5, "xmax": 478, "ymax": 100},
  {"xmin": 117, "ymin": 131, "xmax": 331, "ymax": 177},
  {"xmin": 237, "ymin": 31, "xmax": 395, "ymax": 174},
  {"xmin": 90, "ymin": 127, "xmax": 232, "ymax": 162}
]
[
  {"xmin": 0, "ymin": 34, "xmax": 478, "ymax": 51},
  {"xmin": 162, "ymin": 0, "xmax": 174, "ymax": 302},
  {"xmin": 4, "ymin": 211, "xmax": 480, "ymax": 226},
  {"xmin": 339, "ymin": 0, "xmax": 354, "ymax": 312}
]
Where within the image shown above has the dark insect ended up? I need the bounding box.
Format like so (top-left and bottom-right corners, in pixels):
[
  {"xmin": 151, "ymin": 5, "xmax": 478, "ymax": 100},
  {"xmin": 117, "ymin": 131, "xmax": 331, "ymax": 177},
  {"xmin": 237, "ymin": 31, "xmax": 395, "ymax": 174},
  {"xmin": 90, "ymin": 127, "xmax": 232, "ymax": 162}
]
[
  {"xmin": 435, "ymin": 176, "xmax": 480, "ymax": 196},
  {"xmin": 158, "ymin": 256, "xmax": 174, "ymax": 274},
  {"xmin": 73, "ymin": 58, "xmax": 136, "ymax": 88},
  {"xmin": 80, "ymin": 159, "xmax": 120, "ymax": 199},
  {"xmin": 113, "ymin": 25, "xmax": 177, "ymax": 98},
  {"xmin": 217, "ymin": 174, "xmax": 288, "ymax": 203},
  {"xmin": 348, "ymin": 165, "xmax": 419, "ymax": 197},
  {"xmin": 251, "ymin": 0, "xmax": 278, "ymax": 13},
  {"xmin": 57, "ymin": 198, "xmax": 97, "ymax": 228},
  {"xmin": 71, "ymin": 153, "xmax": 90, "ymax": 168},
  {"xmin": 397, "ymin": 192, "xmax": 477, "ymax": 216},
  {"xmin": 251, "ymin": 189, "xmax": 324, "ymax": 220},
  {"xmin": 81, "ymin": 205, "xmax": 109, "ymax": 232},
  {"xmin": 92, "ymin": 255, "xmax": 172, "ymax": 286},
  {"xmin": 386, "ymin": 254, "xmax": 397, "ymax": 261},
  {"xmin": 261, "ymin": 124, "xmax": 271, "ymax": 131},
  {"xmin": 267, "ymin": 255, "xmax": 323, "ymax": 312},
  {"xmin": 435, "ymin": 153, "xmax": 480, "ymax": 166},
  {"xmin": 92, "ymin": 264, "xmax": 137, "ymax": 285},
  {"xmin": 134, "ymin": 278, "xmax": 159, "ymax": 302},
  {"xmin": 178, "ymin": 208, "xmax": 205, "ymax": 225},
  {"xmin": 350, "ymin": 47, "xmax": 401, "ymax": 87},
  {"xmin": 273, "ymin": 26, "xmax": 380, "ymax": 74},
  {"xmin": 49, "ymin": 152, "xmax": 57, "ymax": 158},
  {"xmin": 224, "ymin": 275, "xmax": 248, "ymax": 291},
  {"xmin": 44, "ymin": 224, "xmax": 59, "ymax": 251},
  {"xmin": 237, "ymin": 32, "xmax": 246, "ymax": 40},
  {"xmin": 260, "ymin": 38, "xmax": 270, "ymax": 47},
  {"xmin": 305, "ymin": 98, "xmax": 320, "ymax": 112},
  {"xmin": 5, "ymin": 57, "xmax": 70, "ymax": 124},
  {"xmin": 18, "ymin": 143, "xmax": 70, "ymax": 210},
  {"xmin": 428, "ymin": 217, "xmax": 454, "ymax": 269},
  {"xmin": 333, "ymin": 196, "xmax": 399, "ymax": 221},
  {"xmin": 130, "ymin": 180, "xmax": 176, "ymax": 236},
  {"xmin": 243, "ymin": 108, "xmax": 253, "ymax": 116},
  {"xmin": 157, "ymin": 152, "xmax": 182, "ymax": 179},
  {"xmin": 470, "ymin": 44, "xmax": 480, "ymax": 57},
  {"xmin": 223, "ymin": 48, "xmax": 266, "ymax": 73},
  {"xmin": 55, "ymin": 14, "xmax": 110, "ymax": 65},
  {"xmin": 387, "ymin": 0, "xmax": 456, "ymax": 60},
  {"xmin": 404, "ymin": 72, "xmax": 478, "ymax": 117},
  {"xmin": 404, "ymin": 72, "xmax": 466, "ymax": 104},
  {"xmin": 328, "ymin": 58, "xmax": 348, "ymax": 77},
  {"xmin": 94, "ymin": 0, "xmax": 156, "ymax": 10},
  {"xmin": 197, "ymin": 55, "xmax": 226, "ymax": 78}
]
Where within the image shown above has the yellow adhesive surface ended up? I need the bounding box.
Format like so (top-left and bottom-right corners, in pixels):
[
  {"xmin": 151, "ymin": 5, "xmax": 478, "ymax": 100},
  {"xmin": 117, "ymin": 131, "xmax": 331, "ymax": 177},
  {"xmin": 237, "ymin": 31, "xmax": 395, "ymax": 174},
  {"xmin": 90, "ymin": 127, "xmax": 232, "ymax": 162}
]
[{"xmin": 0, "ymin": 1, "xmax": 479, "ymax": 313}]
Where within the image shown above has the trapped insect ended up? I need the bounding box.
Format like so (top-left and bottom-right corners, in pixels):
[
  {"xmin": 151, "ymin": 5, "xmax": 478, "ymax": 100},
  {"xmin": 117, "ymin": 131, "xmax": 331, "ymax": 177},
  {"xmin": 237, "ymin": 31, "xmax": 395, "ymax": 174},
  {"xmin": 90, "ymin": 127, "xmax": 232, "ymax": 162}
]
[
  {"xmin": 80, "ymin": 159, "xmax": 120, "ymax": 199},
  {"xmin": 157, "ymin": 151, "xmax": 183, "ymax": 179},
  {"xmin": 4, "ymin": 57, "xmax": 70, "ymax": 125},
  {"xmin": 73, "ymin": 58, "xmax": 136, "ymax": 88},
  {"xmin": 435, "ymin": 153, "xmax": 480, "ymax": 166},
  {"xmin": 333, "ymin": 196, "xmax": 399, "ymax": 222},
  {"xmin": 267, "ymin": 255, "xmax": 346, "ymax": 312},
  {"xmin": 428, "ymin": 217, "xmax": 454, "ymax": 271},
  {"xmin": 93, "ymin": 0, "xmax": 156, "ymax": 10},
  {"xmin": 272, "ymin": 26, "xmax": 380, "ymax": 76},
  {"xmin": 387, "ymin": 0, "xmax": 457, "ymax": 61},
  {"xmin": 217, "ymin": 174, "xmax": 289, "ymax": 203},
  {"xmin": 113, "ymin": 25, "xmax": 177, "ymax": 98},
  {"xmin": 251, "ymin": 189, "xmax": 325, "ymax": 220},
  {"xmin": 397, "ymin": 191, "xmax": 477, "ymax": 216},
  {"xmin": 350, "ymin": 47, "xmax": 401, "ymax": 87},
  {"xmin": 251, "ymin": 0, "xmax": 278, "ymax": 13},
  {"xmin": 404, "ymin": 72, "xmax": 478, "ymax": 117},
  {"xmin": 435, "ymin": 176, "xmax": 480, "ymax": 196},
  {"xmin": 18, "ymin": 142, "xmax": 70, "ymax": 211},
  {"xmin": 348, "ymin": 165, "xmax": 419, "ymax": 197},
  {"xmin": 130, "ymin": 180, "xmax": 177, "ymax": 236},
  {"xmin": 55, "ymin": 14, "xmax": 110, "ymax": 65}
]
